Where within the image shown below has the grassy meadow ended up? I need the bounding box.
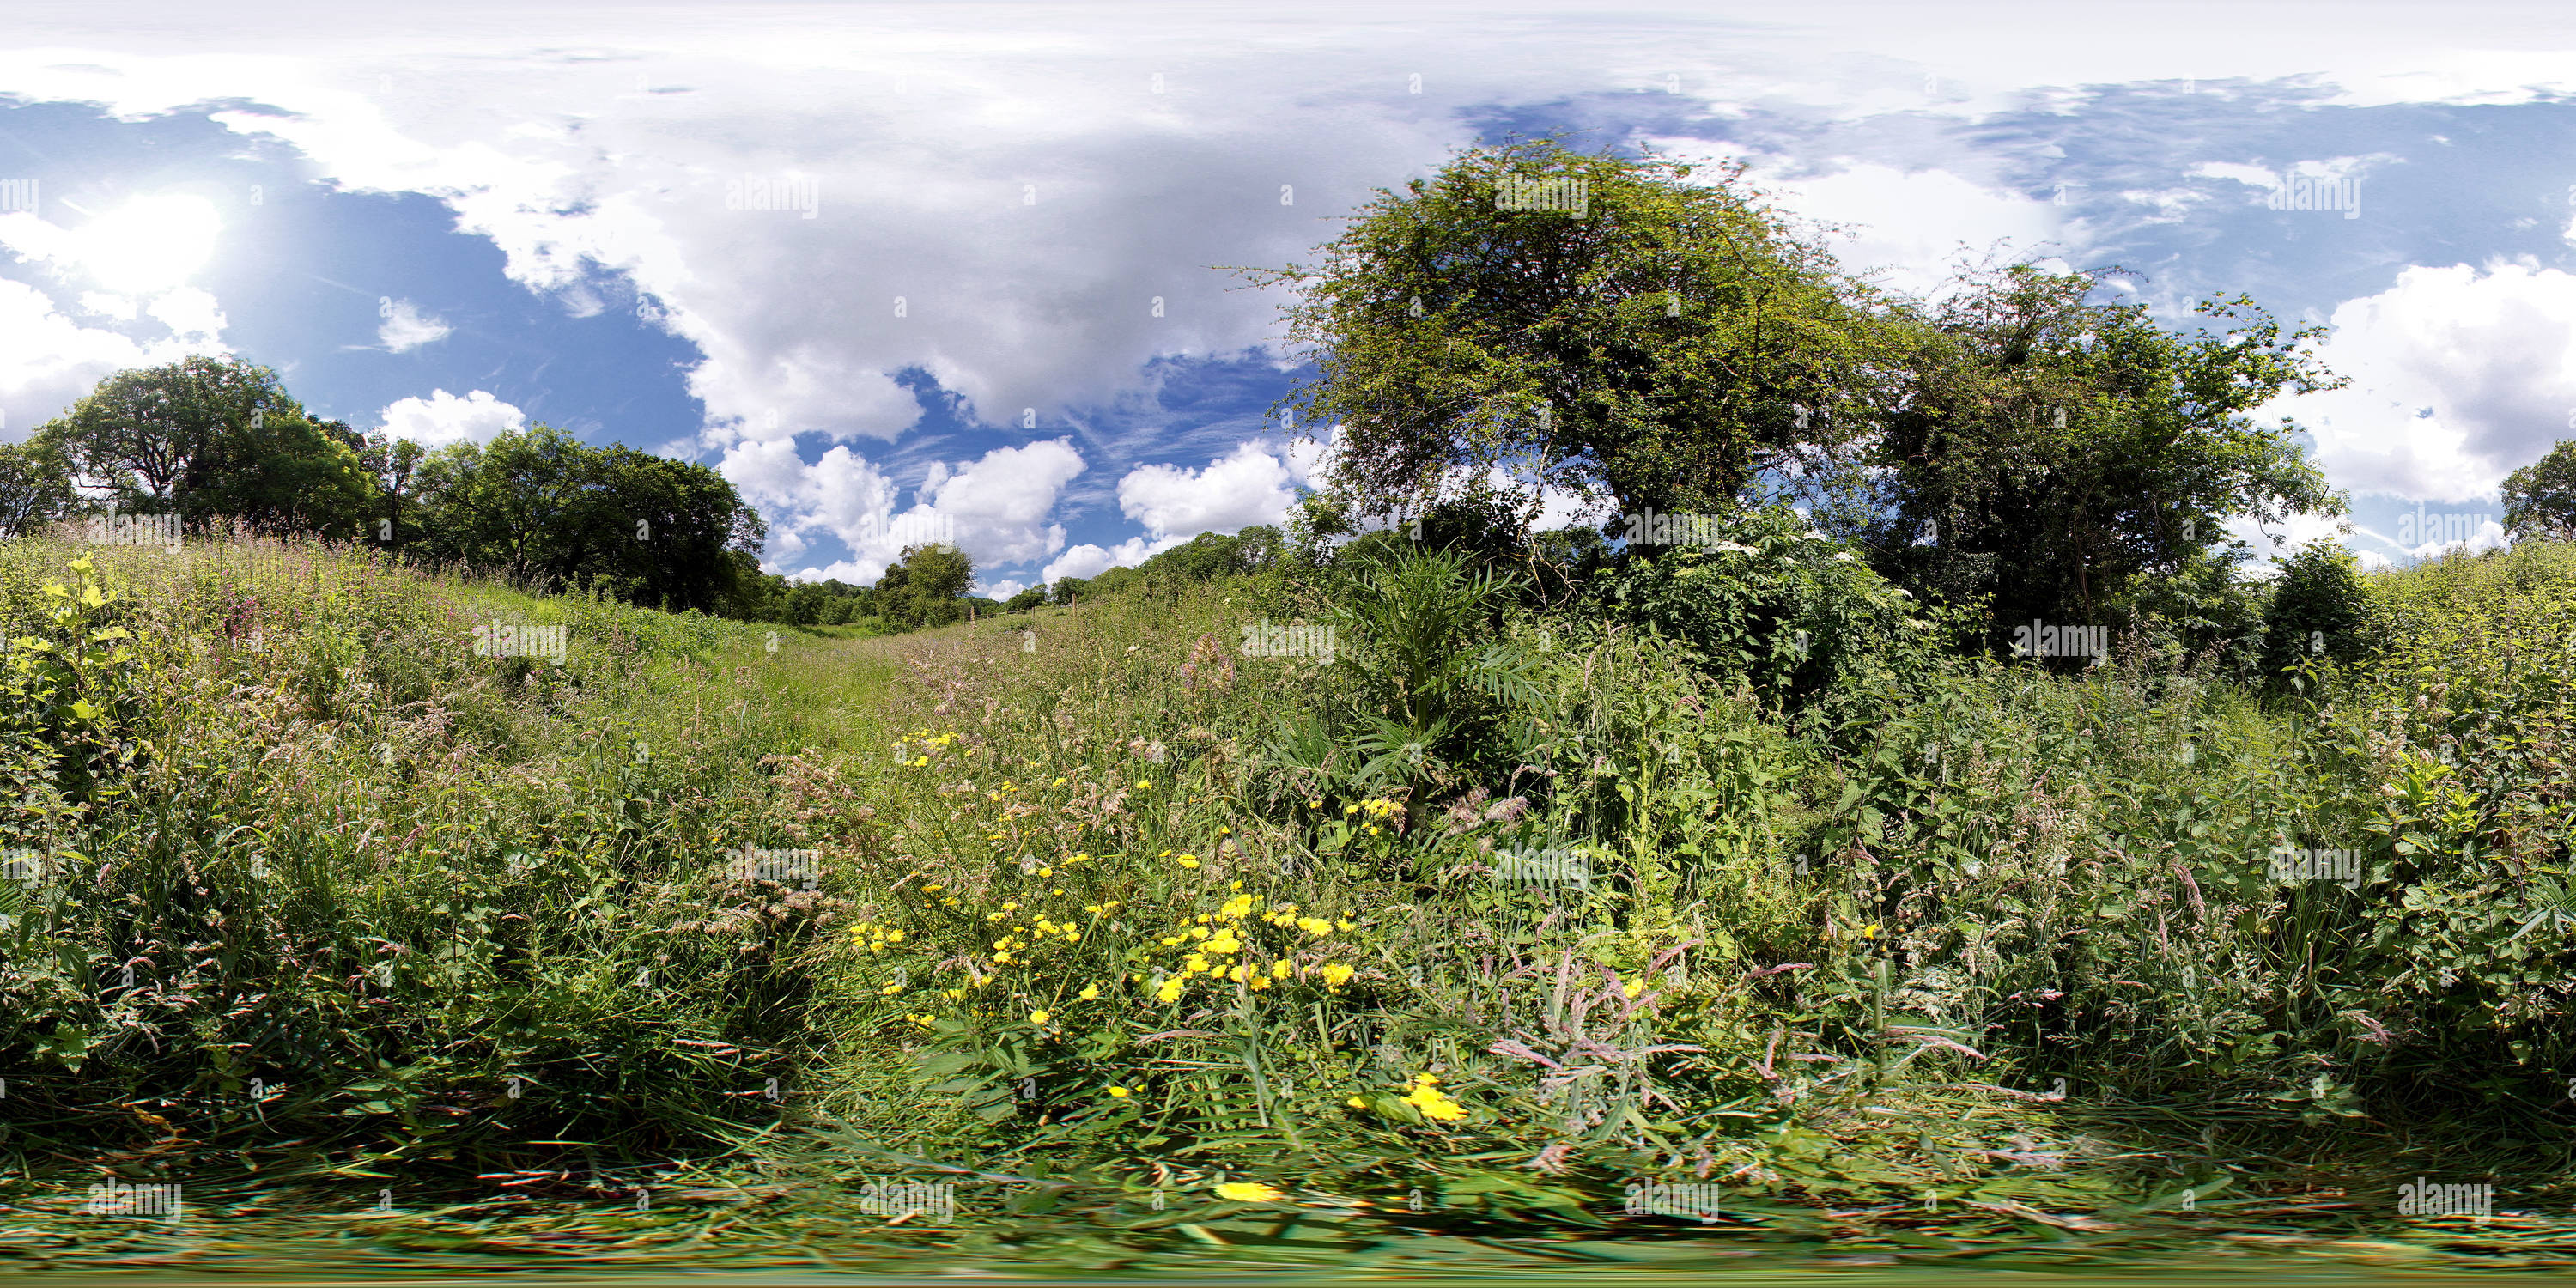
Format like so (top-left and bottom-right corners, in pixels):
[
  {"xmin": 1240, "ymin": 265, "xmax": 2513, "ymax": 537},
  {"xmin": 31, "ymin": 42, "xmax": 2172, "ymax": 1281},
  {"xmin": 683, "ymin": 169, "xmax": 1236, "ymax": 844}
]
[{"xmin": 0, "ymin": 526, "xmax": 2573, "ymax": 1275}]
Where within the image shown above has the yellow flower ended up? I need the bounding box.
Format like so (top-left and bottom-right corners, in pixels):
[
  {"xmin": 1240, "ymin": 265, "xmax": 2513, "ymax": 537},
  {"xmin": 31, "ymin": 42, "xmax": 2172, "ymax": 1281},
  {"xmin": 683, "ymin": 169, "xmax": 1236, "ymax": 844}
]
[
  {"xmin": 1366, "ymin": 826, "xmax": 1381, "ymax": 835},
  {"xmin": 1053, "ymin": 777, "xmax": 1067, "ymax": 787},
  {"xmin": 1319, "ymin": 963, "xmax": 1355, "ymax": 987},
  {"xmin": 1002, "ymin": 902, "xmax": 1019, "ymax": 912},
  {"xmin": 1213, "ymin": 1182, "xmax": 1284, "ymax": 1203},
  {"xmin": 923, "ymin": 883, "xmax": 944, "ymax": 892},
  {"xmin": 1038, "ymin": 866, "xmax": 1054, "ymax": 877},
  {"xmin": 1401, "ymin": 1083, "xmax": 1467, "ymax": 1122},
  {"xmin": 1155, "ymin": 977, "xmax": 1185, "ymax": 1002},
  {"xmin": 1030, "ymin": 1009, "xmax": 1051, "ymax": 1024},
  {"xmin": 1271, "ymin": 959, "xmax": 1292, "ymax": 979},
  {"xmin": 1346, "ymin": 1096, "xmax": 1368, "ymax": 1109},
  {"xmin": 1078, "ymin": 984, "xmax": 1100, "ymax": 999},
  {"xmin": 1344, "ymin": 805, "xmax": 1358, "ymax": 815},
  {"xmin": 912, "ymin": 756, "xmax": 930, "ymax": 767},
  {"xmin": 1177, "ymin": 857, "xmax": 1200, "ymax": 869},
  {"xmin": 1136, "ymin": 781, "xmax": 1151, "ymax": 791},
  {"xmin": 1297, "ymin": 917, "xmax": 1334, "ymax": 937},
  {"xmin": 1862, "ymin": 922, "xmax": 1881, "ymax": 939},
  {"xmin": 1108, "ymin": 1085, "xmax": 1133, "ymax": 1097},
  {"xmin": 1622, "ymin": 978, "xmax": 1645, "ymax": 999}
]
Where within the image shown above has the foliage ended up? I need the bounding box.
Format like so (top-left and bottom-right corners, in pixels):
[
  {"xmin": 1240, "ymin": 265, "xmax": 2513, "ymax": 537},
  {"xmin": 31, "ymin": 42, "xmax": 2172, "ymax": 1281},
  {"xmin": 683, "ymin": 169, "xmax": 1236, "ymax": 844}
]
[
  {"xmin": 1249, "ymin": 137, "xmax": 1903, "ymax": 522},
  {"xmin": 1855, "ymin": 263, "xmax": 2346, "ymax": 628},
  {"xmin": 2502, "ymin": 437, "xmax": 2576, "ymax": 541},
  {"xmin": 413, "ymin": 424, "xmax": 767, "ymax": 615}
]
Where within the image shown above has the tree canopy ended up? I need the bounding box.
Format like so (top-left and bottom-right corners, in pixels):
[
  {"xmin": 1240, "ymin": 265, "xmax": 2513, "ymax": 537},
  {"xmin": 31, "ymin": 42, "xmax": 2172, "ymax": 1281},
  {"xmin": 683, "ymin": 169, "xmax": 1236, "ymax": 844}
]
[{"xmin": 1249, "ymin": 137, "xmax": 1901, "ymax": 526}]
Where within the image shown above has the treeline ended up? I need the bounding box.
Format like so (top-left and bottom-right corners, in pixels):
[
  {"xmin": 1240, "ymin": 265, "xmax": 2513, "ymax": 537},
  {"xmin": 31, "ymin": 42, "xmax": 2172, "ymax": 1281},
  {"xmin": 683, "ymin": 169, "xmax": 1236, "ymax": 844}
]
[{"xmin": 0, "ymin": 355, "xmax": 994, "ymax": 629}]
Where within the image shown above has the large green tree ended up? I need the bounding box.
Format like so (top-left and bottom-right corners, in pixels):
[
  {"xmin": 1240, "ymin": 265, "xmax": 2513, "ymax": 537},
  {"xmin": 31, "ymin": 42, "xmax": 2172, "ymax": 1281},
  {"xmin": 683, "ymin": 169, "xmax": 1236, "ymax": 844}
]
[
  {"xmin": 2502, "ymin": 439, "xmax": 2576, "ymax": 541},
  {"xmin": 412, "ymin": 425, "xmax": 766, "ymax": 613},
  {"xmin": 36, "ymin": 355, "xmax": 376, "ymax": 535},
  {"xmin": 876, "ymin": 543, "xmax": 975, "ymax": 628},
  {"xmin": 0, "ymin": 440, "xmax": 77, "ymax": 538},
  {"xmin": 1249, "ymin": 137, "xmax": 1901, "ymax": 525},
  {"xmin": 1855, "ymin": 263, "xmax": 2346, "ymax": 629}
]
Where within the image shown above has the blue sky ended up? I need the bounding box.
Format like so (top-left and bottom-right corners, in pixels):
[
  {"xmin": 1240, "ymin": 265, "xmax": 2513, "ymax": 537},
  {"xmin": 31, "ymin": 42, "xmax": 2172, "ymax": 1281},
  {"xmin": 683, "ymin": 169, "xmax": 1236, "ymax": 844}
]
[{"xmin": 3, "ymin": 1, "xmax": 2573, "ymax": 595}]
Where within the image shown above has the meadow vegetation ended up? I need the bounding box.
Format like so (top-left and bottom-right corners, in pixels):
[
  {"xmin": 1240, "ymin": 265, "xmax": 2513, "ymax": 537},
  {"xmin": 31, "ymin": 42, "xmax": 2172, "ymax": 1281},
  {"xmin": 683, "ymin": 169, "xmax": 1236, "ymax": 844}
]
[{"xmin": 1, "ymin": 521, "xmax": 2570, "ymax": 1270}]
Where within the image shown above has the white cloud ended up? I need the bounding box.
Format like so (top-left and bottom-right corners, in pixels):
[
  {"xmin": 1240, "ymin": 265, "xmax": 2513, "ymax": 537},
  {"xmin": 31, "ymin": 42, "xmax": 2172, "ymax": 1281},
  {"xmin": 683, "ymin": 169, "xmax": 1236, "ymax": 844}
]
[
  {"xmin": 979, "ymin": 577, "xmax": 1029, "ymax": 600},
  {"xmin": 1115, "ymin": 441, "xmax": 1299, "ymax": 536},
  {"xmin": 1731, "ymin": 161, "xmax": 2068, "ymax": 300},
  {"xmin": 149, "ymin": 288, "xmax": 227, "ymax": 342},
  {"xmin": 1040, "ymin": 532, "xmax": 1188, "ymax": 585},
  {"xmin": 377, "ymin": 298, "xmax": 453, "ymax": 352},
  {"xmin": 378, "ymin": 387, "xmax": 526, "ymax": 448},
  {"xmin": 0, "ymin": 276, "xmax": 228, "ymax": 440},
  {"xmin": 79, "ymin": 292, "xmax": 134, "ymax": 319},
  {"xmin": 2262, "ymin": 262, "xmax": 2576, "ymax": 501},
  {"xmin": 726, "ymin": 436, "xmax": 1085, "ymax": 583}
]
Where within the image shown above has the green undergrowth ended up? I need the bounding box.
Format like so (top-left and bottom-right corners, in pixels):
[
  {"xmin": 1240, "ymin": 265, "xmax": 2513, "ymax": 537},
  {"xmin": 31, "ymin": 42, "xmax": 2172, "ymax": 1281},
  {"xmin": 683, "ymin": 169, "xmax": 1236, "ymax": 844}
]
[{"xmin": 0, "ymin": 533, "xmax": 2570, "ymax": 1272}]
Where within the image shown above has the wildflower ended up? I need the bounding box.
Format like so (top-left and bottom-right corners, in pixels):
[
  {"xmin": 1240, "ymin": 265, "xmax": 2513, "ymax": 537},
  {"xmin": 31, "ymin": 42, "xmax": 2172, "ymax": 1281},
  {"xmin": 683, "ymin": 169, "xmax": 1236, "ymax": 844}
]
[
  {"xmin": 1054, "ymin": 777, "xmax": 1067, "ymax": 786},
  {"xmin": 1030, "ymin": 1009, "xmax": 1051, "ymax": 1024},
  {"xmin": 1344, "ymin": 805, "xmax": 1359, "ymax": 815},
  {"xmin": 1155, "ymin": 977, "xmax": 1185, "ymax": 1003},
  {"xmin": 1347, "ymin": 1096, "xmax": 1367, "ymax": 1108},
  {"xmin": 1272, "ymin": 959, "xmax": 1292, "ymax": 979},
  {"xmin": 1366, "ymin": 826, "xmax": 1380, "ymax": 835},
  {"xmin": 913, "ymin": 756, "xmax": 930, "ymax": 767},
  {"xmin": 1038, "ymin": 866, "xmax": 1054, "ymax": 877},
  {"xmin": 1108, "ymin": 1085, "xmax": 1133, "ymax": 1098},
  {"xmin": 923, "ymin": 883, "xmax": 944, "ymax": 892},
  {"xmin": 1622, "ymin": 978, "xmax": 1645, "ymax": 999},
  {"xmin": 1136, "ymin": 781, "xmax": 1151, "ymax": 791},
  {"xmin": 1862, "ymin": 923, "xmax": 1880, "ymax": 939},
  {"xmin": 1297, "ymin": 917, "xmax": 1334, "ymax": 937},
  {"xmin": 1213, "ymin": 1182, "xmax": 1284, "ymax": 1203},
  {"xmin": 1177, "ymin": 856, "xmax": 1200, "ymax": 869},
  {"xmin": 1318, "ymin": 963, "xmax": 1355, "ymax": 987},
  {"xmin": 1402, "ymin": 1081, "xmax": 1467, "ymax": 1122},
  {"xmin": 1078, "ymin": 984, "xmax": 1100, "ymax": 1000}
]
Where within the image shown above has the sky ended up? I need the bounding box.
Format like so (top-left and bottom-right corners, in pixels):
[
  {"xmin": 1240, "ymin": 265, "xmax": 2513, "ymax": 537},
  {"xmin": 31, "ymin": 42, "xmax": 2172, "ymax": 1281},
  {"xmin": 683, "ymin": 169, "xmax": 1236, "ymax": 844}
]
[{"xmin": 3, "ymin": 2, "xmax": 2574, "ymax": 594}]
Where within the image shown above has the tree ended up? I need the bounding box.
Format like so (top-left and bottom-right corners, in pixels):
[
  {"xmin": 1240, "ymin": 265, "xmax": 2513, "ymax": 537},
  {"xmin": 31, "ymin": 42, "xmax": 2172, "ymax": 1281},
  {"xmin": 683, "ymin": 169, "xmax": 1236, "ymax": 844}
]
[
  {"xmin": 1249, "ymin": 137, "xmax": 1900, "ymax": 526},
  {"xmin": 37, "ymin": 355, "xmax": 377, "ymax": 534},
  {"xmin": 0, "ymin": 440, "xmax": 77, "ymax": 538},
  {"xmin": 1856, "ymin": 263, "xmax": 2345, "ymax": 631},
  {"xmin": 1049, "ymin": 576, "xmax": 1088, "ymax": 606},
  {"xmin": 413, "ymin": 425, "xmax": 765, "ymax": 614},
  {"xmin": 2502, "ymin": 440, "xmax": 2576, "ymax": 541},
  {"xmin": 1003, "ymin": 586, "xmax": 1048, "ymax": 613},
  {"xmin": 877, "ymin": 544, "xmax": 974, "ymax": 627},
  {"xmin": 2260, "ymin": 540, "xmax": 2375, "ymax": 679}
]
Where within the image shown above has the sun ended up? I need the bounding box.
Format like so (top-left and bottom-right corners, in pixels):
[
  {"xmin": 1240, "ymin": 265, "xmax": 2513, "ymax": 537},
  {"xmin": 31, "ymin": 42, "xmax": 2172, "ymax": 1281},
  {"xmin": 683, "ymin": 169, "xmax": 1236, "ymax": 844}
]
[{"xmin": 76, "ymin": 193, "xmax": 222, "ymax": 295}]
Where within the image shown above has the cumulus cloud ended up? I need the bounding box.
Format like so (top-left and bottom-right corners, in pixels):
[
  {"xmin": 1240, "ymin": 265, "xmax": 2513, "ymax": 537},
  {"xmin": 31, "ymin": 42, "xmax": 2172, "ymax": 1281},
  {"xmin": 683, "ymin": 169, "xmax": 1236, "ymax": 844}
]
[
  {"xmin": 378, "ymin": 387, "xmax": 526, "ymax": 448},
  {"xmin": 726, "ymin": 436, "xmax": 1085, "ymax": 584},
  {"xmin": 376, "ymin": 298, "xmax": 452, "ymax": 351},
  {"xmin": 1041, "ymin": 532, "xmax": 1188, "ymax": 586},
  {"xmin": 2261, "ymin": 262, "xmax": 2576, "ymax": 501},
  {"xmin": 149, "ymin": 288, "xmax": 227, "ymax": 342},
  {"xmin": 1115, "ymin": 441, "xmax": 1300, "ymax": 536},
  {"xmin": 0, "ymin": 276, "xmax": 228, "ymax": 439}
]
